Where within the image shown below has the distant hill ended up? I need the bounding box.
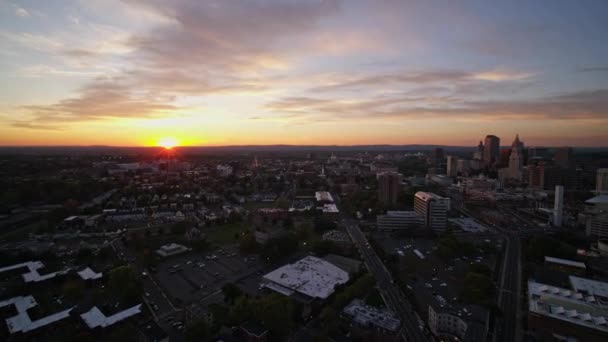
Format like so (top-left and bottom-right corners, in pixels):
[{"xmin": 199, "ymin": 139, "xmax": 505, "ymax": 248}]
[{"xmin": 0, "ymin": 145, "xmax": 606, "ymax": 156}]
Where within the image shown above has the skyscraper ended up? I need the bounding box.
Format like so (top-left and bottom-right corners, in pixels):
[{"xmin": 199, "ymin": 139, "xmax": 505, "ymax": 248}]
[
  {"xmin": 414, "ymin": 192, "xmax": 450, "ymax": 231},
  {"xmin": 483, "ymin": 135, "xmax": 500, "ymax": 166},
  {"xmin": 430, "ymin": 147, "xmax": 445, "ymax": 166},
  {"xmin": 597, "ymin": 169, "xmax": 608, "ymax": 194},
  {"xmin": 554, "ymin": 147, "xmax": 574, "ymax": 169},
  {"xmin": 554, "ymin": 185, "xmax": 564, "ymax": 227},
  {"xmin": 508, "ymin": 134, "xmax": 524, "ymax": 180},
  {"xmin": 446, "ymin": 155, "xmax": 458, "ymax": 177},
  {"xmin": 377, "ymin": 171, "xmax": 403, "ymax": 205},
  {"xmin": 473, "ymin": 141, "xmax": 484, "ymax": 161}
]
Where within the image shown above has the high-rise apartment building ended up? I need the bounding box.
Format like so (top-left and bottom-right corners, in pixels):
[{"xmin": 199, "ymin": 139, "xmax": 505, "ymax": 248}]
[
  {"xmin": 483, "ymin": 135, "xmax": 500, "ymax": 166},
  {"xmin": 414, "ymin": 192, "xmax": 450, "ymax": 231},
  {"xmin": 597, "ymin": 169, "xmax": 608, "ymax": 193},
  {"xmin": 377, "ymin": 172, "xmax": 403, "ymax": 205}
]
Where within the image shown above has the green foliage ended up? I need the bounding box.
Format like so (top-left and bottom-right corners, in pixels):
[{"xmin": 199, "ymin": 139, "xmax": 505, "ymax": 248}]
[
  {"xmin": 185, "ymin": 318, "xmax": 210, "ymax": 342},
  {"xmin": 222, "ymin": 283, "xmax": 244, "ymax": 304},
  {"xmin": 365, "ymin": 288, "xmax": 385, "ymax": 307},
  {"xmin": 435, "ymin": 231, "xmax": 477, "ymax": 259},
  {"xmin": 330, "ymin": 273, "xmax": 376, "ymax": 310},
  {"xmin": 171, "ymin": 221, "xmax": 189, "ymax": 235},
  {"xmin": 208, "ymin": 303, "xmax": 230, "ymax": 329},
  {"xmin": 108, "ymin": 265, "xmax": 142, "ymax": 305},
  {"xmin": 313, "ymin": 216, "xmax": 337, "ymax": 233},
  {"xmin": 319, "ymin": 306, "xmax": 339, "ymax": 334},
  {"xmin": 261, "ymin": 233, "xmax": 298, "ymax": 262},
  {"xmin": 217, "ymin": 293, "xmax": 296, "ymax": 339},
  {"xmin": 525, "ymin": 236, "xmax": 577, "ymax": 262},
  {"xmin": 62, "ymin": 279, "xmax": 85, "ymax": 301},
  {"xmin": 239, "ymin": 232, "xmax": 258, "ymax": 254},
  {"xmin": 469, "ymin": 263, "xmax": 492, "ymax": 277},
  {"xmin": 311, "ymin": 239, "xmax": 336, "ymax": 256},
  {"xmin": 460, "ymin": 271, "xmax": 496, "ymax": 306}
]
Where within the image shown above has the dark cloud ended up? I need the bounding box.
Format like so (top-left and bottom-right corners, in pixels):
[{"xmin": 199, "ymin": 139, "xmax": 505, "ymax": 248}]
[
  {"xmin": 265, "ymin": 89, "xmax": 608, "ymax": 122},
  {"xmin": 577, "ymin": 66, "xmax": 608, "ymax": 73},
  {"xmin": 17, "ymin": 81, "xmax": 178, "ymax": 128}
]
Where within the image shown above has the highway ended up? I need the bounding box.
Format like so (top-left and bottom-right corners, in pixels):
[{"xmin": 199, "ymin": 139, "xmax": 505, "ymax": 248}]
[
  {"xmin": 496, "ymin": 233, "xmax": 521, "ymax": 342},
  {"xmin": 343, "ymin": 219, "xmax": 428, "ymax": 342},
  {"xmin": 457, "ymin": 205, "xmax": 523, "ymax": 342}
]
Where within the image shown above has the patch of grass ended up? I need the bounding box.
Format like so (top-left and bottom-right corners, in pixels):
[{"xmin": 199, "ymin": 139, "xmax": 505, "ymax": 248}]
[{"xmin": 206, "ymin": 222, "xmax": 250, "ymax": 245}]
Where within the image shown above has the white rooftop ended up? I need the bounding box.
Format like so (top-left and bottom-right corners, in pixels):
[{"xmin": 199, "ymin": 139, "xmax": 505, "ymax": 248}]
[
  {"xmin": 0, "ymin": 295, "xmax": 73, "ymax": 334},
  {"xmin": 0, "ymin": 261, "xmax": 69, "ymax": 283},
  {"xmin": 80, "ymin": 304, "xmax": 142, "ymax": 329},
  {"xmin": 315, "ymin": 191, "xmax": 334, "ymax": 203},
  {"xmin": 570, "ymin": 276, "xmax": 608, "ymax": 299},
  {"xmin": 528, "ymin": 281, "xmax": 608, "ymax": 333},
  {"xmin": 263, "ymin": 256, "xmax": 349, "ymax": 299},
  {"xmin": 545, "ymin": 256, "xmax": 586, "ymax": 269},
  {"xmin": 586, "ymin": 195, "xmax": 608, "ymax": 204},
  {"xmin": 78, "ymin": 267, "xmax": 103, "ymax": 280}
]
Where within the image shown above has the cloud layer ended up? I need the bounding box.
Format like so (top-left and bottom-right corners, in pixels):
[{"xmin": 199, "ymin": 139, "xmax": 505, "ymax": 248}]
[{"xmin": 1, "ymin": 0, "xmax": 607, "ymax": 145}]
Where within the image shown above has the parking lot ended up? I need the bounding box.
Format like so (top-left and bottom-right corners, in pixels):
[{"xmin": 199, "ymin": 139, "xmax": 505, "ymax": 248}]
[{"xmin": 154, "ymin": 248, "xmax": 266, "ymax": 303}]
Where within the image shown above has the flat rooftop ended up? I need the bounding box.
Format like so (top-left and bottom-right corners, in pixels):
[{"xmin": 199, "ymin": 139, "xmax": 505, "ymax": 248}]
[
  {"xmin": 343, "ymin": 299, "xmax": 400, "ymax": 332},
  {"xmin": 263, "ymin": 256, "xmax": 349, "ymax": 299},
  {"xmin": 570, "ymin": 276, "xmax": 608, "ymax": 300},
  {"xmin": 0, "ymin": 295, "xmax": 73, "ymax": 334},
  {"xmin": 545, "ymin": 256, "xmax": 586, "ymax": 269},
  {"xmin": 80, "ymin": 304, "xmax": 142, "ymax": 329},
  {"xmin": 0, "ymin": 261, "xmax": 70, "ymax": 283},
  {"xmin": 528, "ymin": 280, "xmax": 608, "ymax": 333},
  {"xmin": 315, "ymin": 191, "xmax": 334, "ymax": 203}
]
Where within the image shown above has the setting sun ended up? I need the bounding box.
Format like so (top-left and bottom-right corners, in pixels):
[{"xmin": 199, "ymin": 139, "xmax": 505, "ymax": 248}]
[{"xmin": 158, "ymin": 137, "xmax": 179, "ymax": 149}]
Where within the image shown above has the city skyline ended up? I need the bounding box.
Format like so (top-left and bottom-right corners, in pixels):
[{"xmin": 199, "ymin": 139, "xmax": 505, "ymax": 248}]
[{"xmin": 1, "ymin": 0, "xmax": 608, "ymax": 147}]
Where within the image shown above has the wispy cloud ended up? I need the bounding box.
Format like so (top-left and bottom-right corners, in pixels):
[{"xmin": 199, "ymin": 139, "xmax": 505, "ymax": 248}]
[{"xmin": 15, "ymin": 7, "xmax": 30, "ymax": 17}]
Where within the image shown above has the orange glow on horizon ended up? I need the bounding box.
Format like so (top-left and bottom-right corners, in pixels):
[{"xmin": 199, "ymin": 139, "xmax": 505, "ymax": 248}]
[{"xmin": 157, "ymin": 137, "xmax": 179, "ymax": 149}]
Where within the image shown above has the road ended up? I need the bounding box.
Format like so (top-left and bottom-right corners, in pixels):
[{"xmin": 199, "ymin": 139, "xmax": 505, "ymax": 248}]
[
  {"xmin": 496, "ymin": 233, "xmax": 521, "ymax": 342},
  {"xmin": 457, "ymin": 205, "xmax": 523, "ymax": 342},
  {"xmin": 343, "ymin": 219, "xmax": 427, "ymax": 342}
]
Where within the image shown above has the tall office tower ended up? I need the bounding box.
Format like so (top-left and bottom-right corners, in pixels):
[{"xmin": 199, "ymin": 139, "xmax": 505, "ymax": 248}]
[
  {"xmin": 508, "ymin": 134, "xmax": 524, "ymax": 180},
  {"xmin": 414, "ymin": 192, "xmax": 450, "ymax": 231},
  {"xmin": 473, "ymin": 141, "xmax": 484, "ymax": 161},
  {"xmin": 483, "ymin": 135, "xmax": 500, "ymax": 166},
  {"xmin": 554, "ymin": 185, "xmax": 564, "ymax": 227},
  {"xmin": 446, "ymin": 155, "xmax": 458, "ymax": 177},
  {"xmin": 554, "ymin": 147, "xmax": 574, "ymax": 169},
  {"xmin": 430, "ymin": 148, "xmax": 445, "ymax": 166},
  {"xmin": 377, "ymin": 171, "xmax": 403, "ymax": 205},
  {"xmin": 597, "ymin": 169, "xmax": 608, "ymax": 193}
]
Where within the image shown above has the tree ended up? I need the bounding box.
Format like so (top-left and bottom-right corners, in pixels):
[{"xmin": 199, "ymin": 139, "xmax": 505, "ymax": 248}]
[
  {"xmin": 222, "ymin": 283, "xmax": 244, "ymax": 304},
  {"xmin": 239, "ymin": 232, "xmax": 258, "ymax": 254},
  {"xmin": 261, "ymin": 233, "xmax": 298, "ymax": 262},
  {"xmin": 312, "ymin": 239, "xmax": 336, "ymax": 256},
  {"xmin": 460, "ymin": 272, "xmax": 496, "ymax": 307},
  {"xmin": 108, "ymin": 266, "xmax": 142, "ymax": 305},
  {"xmin": 254, "ymin": 294, "xmax": 295, "ymax": 338},
  {"xmin": 319, "ymin": 307, "xmax": 339, "ymax": 334},
  {"xmin": 209, "ymin": 303, "xmax": 230, "ymax": 329},
  {"xmin": 62, "ymin": 279, "xmax": 85, "ymax": 301},
  {"xmin": 314, "ymin": 216, "xmax": 337, "ymax": 233},
  {"xmin": 185, "ymin": 318, "xmax": 210, "ymax": 342},
  {"xmin": 171, "ymin": 221, "xmax": 189, "ymax": 235}
]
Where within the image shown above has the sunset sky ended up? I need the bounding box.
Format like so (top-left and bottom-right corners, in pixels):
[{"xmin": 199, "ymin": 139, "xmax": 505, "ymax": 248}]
[{"xmin": 1, "ymin": 0, "xmax": 607, "ymax": 147}]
